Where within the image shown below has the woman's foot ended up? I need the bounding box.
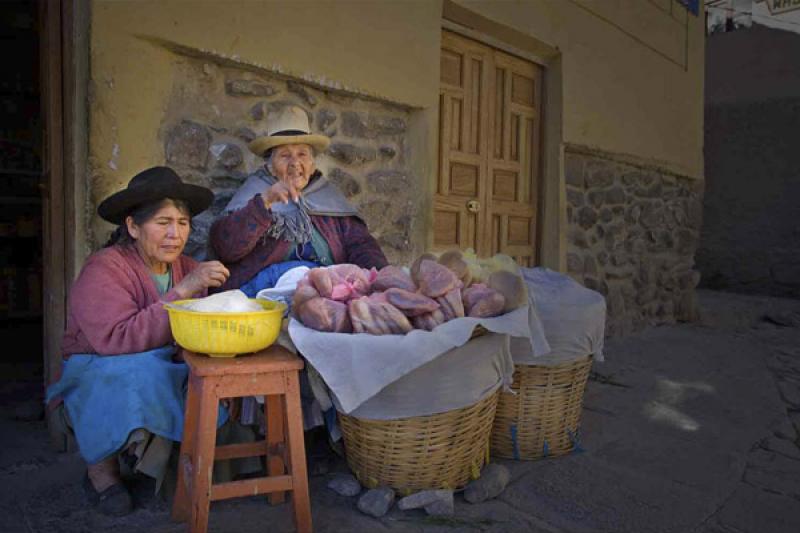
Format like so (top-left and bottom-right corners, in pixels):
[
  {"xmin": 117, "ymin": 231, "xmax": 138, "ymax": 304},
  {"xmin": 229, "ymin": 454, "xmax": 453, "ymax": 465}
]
[{"xmin": 85, "ymin": 457, "xmax": 133, "ymax": 516}]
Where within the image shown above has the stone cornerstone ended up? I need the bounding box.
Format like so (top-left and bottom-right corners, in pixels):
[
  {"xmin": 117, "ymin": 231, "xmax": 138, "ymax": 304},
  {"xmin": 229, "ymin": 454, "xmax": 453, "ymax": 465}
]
[{"xmin": 565, "ymin": 147, "xmax": 704, "ymax": 337}]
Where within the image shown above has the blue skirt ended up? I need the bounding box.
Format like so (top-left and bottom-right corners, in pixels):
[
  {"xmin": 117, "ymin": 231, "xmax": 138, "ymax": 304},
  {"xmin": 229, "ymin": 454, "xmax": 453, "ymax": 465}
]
[{"xmin": 46, "ymin": 345, "xmax": 227, "ymax": 464}]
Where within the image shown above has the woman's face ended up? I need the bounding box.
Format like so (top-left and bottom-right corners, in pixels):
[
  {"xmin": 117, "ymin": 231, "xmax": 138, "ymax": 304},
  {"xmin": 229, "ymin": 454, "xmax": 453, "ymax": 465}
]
[
  {"xmin": 269, "ymin": 143, "xmax": 316, "ymax": 191},
  {"xmin": 126, "ymin": 201, "xmax": 191, "ymax": 274}
]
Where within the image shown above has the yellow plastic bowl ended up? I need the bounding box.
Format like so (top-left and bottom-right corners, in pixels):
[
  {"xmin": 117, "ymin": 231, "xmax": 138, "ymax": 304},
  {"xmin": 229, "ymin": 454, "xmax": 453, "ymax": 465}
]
[{"xmin": 165, "ymin": 299, "xmax": 286, "ymax": 358}]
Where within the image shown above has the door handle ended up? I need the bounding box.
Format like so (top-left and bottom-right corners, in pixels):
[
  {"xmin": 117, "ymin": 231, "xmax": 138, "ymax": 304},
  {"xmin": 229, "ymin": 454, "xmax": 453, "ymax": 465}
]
[{"xmin": 466, "ymin": 199, "xmax": 480, "ymax": 213}]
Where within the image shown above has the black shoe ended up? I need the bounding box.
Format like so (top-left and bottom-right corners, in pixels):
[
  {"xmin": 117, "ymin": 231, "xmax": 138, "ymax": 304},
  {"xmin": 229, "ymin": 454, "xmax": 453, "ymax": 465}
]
[{"xmin": 83, "ymin": 474, "xmax": 134, "ymax": 517}]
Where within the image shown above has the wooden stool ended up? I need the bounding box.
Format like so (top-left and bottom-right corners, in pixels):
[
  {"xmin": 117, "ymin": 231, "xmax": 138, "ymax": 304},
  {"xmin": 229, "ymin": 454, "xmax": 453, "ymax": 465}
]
[{"xmin": 171, "ymin": 346, "xmax": 312, "ymax": 533}]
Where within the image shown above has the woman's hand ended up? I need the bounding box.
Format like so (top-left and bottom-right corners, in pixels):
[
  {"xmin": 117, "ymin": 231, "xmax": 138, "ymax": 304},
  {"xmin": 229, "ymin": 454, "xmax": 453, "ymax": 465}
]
[
  {"xmin": 173, "ymin": 261, "xmax": 230, "ymax": 298},
  {"xmin": 262, "ymin": 181, "xmax": 301, "ymax": 208}
]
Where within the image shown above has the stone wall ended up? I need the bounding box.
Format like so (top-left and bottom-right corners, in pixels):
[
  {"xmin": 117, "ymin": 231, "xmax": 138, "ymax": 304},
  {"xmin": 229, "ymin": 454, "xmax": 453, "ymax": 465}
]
[
  {"xmin": 155, "ymin": 55, "xmax": 421, "ymax": 265},
  {"xmin": 565, "ymin": 147, "xmax": 704, "ymax": 336}
]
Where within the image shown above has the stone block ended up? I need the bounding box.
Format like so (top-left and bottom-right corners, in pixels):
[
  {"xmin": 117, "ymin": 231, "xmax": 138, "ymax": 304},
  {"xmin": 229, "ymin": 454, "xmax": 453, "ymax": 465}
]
[
  {"xmin": 234, "ymin": 127, "xmax": 256, "ymax": 143},
  {"xmin": 564, "ymin": 152, "xmax": 585, "ymax": 187},
  {"xmin": 625, "ymin": 203, "xmax": 643, "ymax": 224},
  {"xmin": 225, "ymin": 79, "xmax": 276, "ymax": 97},
  {"xmin": 463, "ymin": 464, "xmax": 510, "ymax": 504},
  {"xmin": 327, "ymin": 473, "xmax": 362, "ymax": 497},
  {"xmin": 316, "ymin": 108, "xmax": 337, "ymax": 133},
  {"xmin": 287, "ymin": 80, "xmax": 318, "ymax": 107},
  {"xmin": 599, "ymin": 208, "xmax": 613, "ymax": 223},
  {"xmin": 328, "ymin": 143, "xmax": 377, "ymax": 165},
  {"xmin": 584, "ymin": 256, "xmax": 598, "ymax": 276},
  {"xmin": 371, "ymin": 116, "xmax": 406, "ymax": 135},
  {"xmin": 587, "ymin": 190, "xmax": 605, "ymax": 208},
  {"xmin": 210, "ymin": 143, "xmax": 243, "ymax": 170},
  {"xmin": 578, "ymin": 207, "xmax": 598, "ymax": 230},
  {"xmin": 569, "ymin": 229, "xmax": 589, "ymax": 249},
  {"xmin": 636, "ymin": 182, "xmax": 663, "ymax": 199},
  {"xmin": 328, "ymin": 168, "xmax": 361, "ymax": 198},
  {"xmin": 342, "ymin": 111, "xmax": 373, "ymax": 138},
  {"xmin": 342, "ymin": 111, "xmax": 407, "ymax": 139},
  {"xmin": 379, "ymin": 232, "xmax": 412, "ymax": 252},
  {"xmin": 567, "ymin": 253, "xmax": 583, "ymax": 273},
  {"xmin": 367, "ymin": 170, "xmax": 409, "ymax": 194},
  {"xmin": 586, "ymin": 166, "xmax": 615, "ymax": 188},
  {"xmin": 379, "ymin": 145, "xmax": 397, "ymax": 159},
  {"xmin": 639, "ymin": 204, "xmax": 664, "ymax": 229},
  {"xmin": 249, "ymin": 101, "xmax": 267, "ymax": 121},
  {"xmin": 358, "ymin": 200, "xmax": 391, "ymax": 225},
  {"xmin": 567, "ymin": 187, "xmax": 584, "ymax": 207},
  {"xmin": 357, "ymin": 487, "xmax": 395, "ymax": 518},
  {"xmin": 605, "ymin": 187, "xmax": 626, "ymax": 205},
  {"xmin": 166, "ymin": 121, "xmax": 211, "ymax": 170},
  {"xmin": 675, "ymin": 229, "xmax": 697, "ymax": 255},
  {"xmin": 397, "ymin": 489, "xmax": 453, "ymax": 511}
]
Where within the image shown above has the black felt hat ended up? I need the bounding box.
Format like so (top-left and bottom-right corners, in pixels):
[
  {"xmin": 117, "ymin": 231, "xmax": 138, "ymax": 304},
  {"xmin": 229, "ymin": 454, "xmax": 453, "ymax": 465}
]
[{"xmin": 97, "ymin": 167, "xmax": 214, "ymax": 224}]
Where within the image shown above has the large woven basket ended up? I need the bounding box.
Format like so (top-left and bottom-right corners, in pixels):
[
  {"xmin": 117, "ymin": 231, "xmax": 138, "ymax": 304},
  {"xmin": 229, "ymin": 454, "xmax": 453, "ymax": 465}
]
[
  {"xmin": 491, "ymin": 355, "xmax": 592, "ymax": 460},
  {"xmin": 339, "ymin": 390, "xmax": 499, "ymax": 493}
]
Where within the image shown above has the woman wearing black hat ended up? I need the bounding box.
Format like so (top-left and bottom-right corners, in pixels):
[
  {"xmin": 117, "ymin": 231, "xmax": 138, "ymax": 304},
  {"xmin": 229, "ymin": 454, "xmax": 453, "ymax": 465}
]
[{"xmin": 46, "ymin": 167, "xmax": 229, "ymax": 516}]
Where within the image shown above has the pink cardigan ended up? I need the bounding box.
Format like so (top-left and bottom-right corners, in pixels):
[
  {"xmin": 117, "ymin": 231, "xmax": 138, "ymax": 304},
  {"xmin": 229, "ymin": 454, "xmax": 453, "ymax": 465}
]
[{"xmin": 61, "ymin": 244, "xmax": 203, "ymax": 357}]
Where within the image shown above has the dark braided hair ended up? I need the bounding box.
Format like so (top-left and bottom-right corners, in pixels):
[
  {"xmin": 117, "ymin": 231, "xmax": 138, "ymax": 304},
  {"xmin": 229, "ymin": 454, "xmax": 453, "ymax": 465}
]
[{"xmin": 104, "ymin": 198, "xmax": 191, "ymax": 247}]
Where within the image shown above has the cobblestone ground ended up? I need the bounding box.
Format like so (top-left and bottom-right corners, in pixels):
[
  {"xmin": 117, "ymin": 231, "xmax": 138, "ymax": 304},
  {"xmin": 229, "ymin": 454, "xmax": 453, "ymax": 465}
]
[{"xmin": 1, "ymin": 289, "xmax": 799, "ymax": 533}]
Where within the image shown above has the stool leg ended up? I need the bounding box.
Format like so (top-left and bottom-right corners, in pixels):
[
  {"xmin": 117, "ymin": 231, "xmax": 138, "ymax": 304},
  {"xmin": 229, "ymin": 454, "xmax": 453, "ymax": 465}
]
[
  {"xmin": 172, "ymin": 374, "xmax": 201, "ymax": 523},
  {"xmin": 266, "ymin": 394, "xmax": 286, "ymax": 505},
  {"xmin": 283, "ymin": 372, "xmax": 312, "ymax": 533},
  {"xmin": 189, "ymin": 377, "xmax": 220, "ymax": 533}
]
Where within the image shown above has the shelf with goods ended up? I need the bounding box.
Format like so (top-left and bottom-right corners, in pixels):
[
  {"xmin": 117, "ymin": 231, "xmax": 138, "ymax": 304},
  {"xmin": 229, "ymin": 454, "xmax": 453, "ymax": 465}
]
[{"xmin": 0, "ymin": 200, "xmax": 42, "ymax": 320}]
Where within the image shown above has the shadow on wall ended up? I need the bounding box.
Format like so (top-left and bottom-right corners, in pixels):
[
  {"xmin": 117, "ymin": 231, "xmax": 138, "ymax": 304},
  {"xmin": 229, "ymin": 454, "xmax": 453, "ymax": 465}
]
[{"xmin": 698, "ymin": 24, "xmax": 800, "ymax": 299}]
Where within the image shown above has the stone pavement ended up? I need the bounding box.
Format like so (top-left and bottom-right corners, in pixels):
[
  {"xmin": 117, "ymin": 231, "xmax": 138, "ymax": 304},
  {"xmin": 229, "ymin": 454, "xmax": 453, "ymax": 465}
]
[{"xmin": 1, "ymin": 289, "xmax": 799, "ymax": 533}]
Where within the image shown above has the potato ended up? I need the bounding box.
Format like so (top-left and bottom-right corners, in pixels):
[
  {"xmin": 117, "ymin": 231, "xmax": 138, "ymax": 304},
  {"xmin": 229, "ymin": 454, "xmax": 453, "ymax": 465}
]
[
  {"xmin": 410, "ymin": 252, "xmax": 437, "ymax": 284},
  {"xmin": 437, "ymin": 250, "xmax": 472, "ymax": 286},
  {"xmin": 487, "ymin": 270, "xmax": 527, "ymax": 312}
]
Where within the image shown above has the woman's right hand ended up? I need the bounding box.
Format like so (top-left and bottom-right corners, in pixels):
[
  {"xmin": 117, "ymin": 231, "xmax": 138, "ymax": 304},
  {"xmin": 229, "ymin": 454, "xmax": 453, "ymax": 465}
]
[
  {"xmin": 263, "ymin": 181, "xmax": 300, "ymax": 208},
  {"xmin": 173, "ymin": 261, "xmax": 230, "ymax": 298}
]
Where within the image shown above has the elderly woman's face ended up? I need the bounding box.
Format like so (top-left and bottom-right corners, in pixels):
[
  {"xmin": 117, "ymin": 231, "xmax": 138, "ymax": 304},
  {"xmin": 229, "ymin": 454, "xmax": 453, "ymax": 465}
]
[
  {"xmin": 126, "ymin": 200, "xmax": 191, "ymax": 273},
  {"xmin": 269, "ymin": 143, "xmax": 316, "ymax": 191}
]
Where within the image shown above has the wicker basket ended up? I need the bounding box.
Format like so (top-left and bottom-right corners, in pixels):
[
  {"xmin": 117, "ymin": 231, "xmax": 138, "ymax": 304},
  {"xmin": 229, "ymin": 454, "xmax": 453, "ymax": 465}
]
[
  {"xmin": 491, "ymin": 355, "xmax": 592, "ymax": 460},
  {"xmin": 339, "ymin": 390, "xmax": 499, "ymax": 493}
]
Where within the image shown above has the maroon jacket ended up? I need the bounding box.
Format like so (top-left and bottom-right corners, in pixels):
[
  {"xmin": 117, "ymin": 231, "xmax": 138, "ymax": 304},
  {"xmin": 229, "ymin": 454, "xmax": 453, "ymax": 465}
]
[
  {"xmin": 61, "ymin": 244, "xmax": 204, "ymax": 357},
  {"xmin": 210, "ymin": 194, "xmax": 388, "ymax": 290}
]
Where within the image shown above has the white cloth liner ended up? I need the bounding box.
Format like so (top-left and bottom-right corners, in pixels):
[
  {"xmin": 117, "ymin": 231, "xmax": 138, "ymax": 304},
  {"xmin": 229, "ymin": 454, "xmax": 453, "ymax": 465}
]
[
  {"xmin": 346, "ymin": 333, "xmax": 513, "ymax": 420},
  {"xmin": 511, "ymin": 267, "xmax": 607, "ymax": 366},
  {"xmin": 288, "ymin": 303, "xmax": 546, "ymax": 415},
  {"xmin": 256, "ymin": 266, "xmax": 312, "ymax": 316}
]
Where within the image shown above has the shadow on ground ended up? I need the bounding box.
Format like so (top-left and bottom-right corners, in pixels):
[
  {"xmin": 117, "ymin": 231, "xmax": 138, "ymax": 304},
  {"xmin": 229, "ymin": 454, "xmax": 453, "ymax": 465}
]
[{"xmin": 2, "ymin": 289, "xmax": 800, "ymax": 532}]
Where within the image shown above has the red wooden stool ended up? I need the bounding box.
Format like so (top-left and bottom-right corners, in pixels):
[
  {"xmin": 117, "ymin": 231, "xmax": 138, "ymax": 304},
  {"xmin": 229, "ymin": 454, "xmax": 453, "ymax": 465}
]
[{"xmin": 171, "ymin": 346, "xmax": 312, "ymax": 533}]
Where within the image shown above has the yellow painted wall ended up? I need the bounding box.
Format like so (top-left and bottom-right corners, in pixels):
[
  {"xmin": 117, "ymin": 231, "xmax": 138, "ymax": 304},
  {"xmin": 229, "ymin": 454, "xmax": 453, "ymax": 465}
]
[
  {"xmin": 88, "ymin": 0, "xmax": 442, "ymax": 240},
  {"xmin": 88, "ymin": 0, "xmax": 704, "ymax": 252},
  {"xmin": 452, "ymin": 0, "xmax": 705, "ymax": 178}
]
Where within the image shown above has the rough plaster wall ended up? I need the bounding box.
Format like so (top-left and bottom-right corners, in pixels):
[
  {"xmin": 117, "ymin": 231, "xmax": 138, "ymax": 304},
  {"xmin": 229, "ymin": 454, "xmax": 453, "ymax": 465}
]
[
  {"xmin": 698, "ymin": 25, "xmax": 800, "ymax": 298},
  {"xmin": 565, "ymin": 148, "xmax": 703, "ymax": 337},
  {"xmin": 139, "ymin": 55, "xmax": 423, "ymax": 266},
  {"xmin": 699, "ymin": 100, "xmax": 800, "ymax": 297}
]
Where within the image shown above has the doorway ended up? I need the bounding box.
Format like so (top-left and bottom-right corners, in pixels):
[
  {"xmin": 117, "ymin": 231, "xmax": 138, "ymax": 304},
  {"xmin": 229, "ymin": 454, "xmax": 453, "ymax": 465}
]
[
  {"xmin": 0, "ymin": 2, "xmax": 44, "ymax": 380},
  {"xmin": 434, "ymin": 29, "xmax": 543, "ymax": 267}
]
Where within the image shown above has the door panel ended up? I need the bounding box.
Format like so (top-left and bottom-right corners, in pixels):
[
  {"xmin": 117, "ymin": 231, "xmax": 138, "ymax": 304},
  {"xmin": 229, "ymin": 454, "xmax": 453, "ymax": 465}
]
[
  {"xmin": 435, "ymin": 31, "xmax": 491, "ymax": 255},
  {"xmin": 437, "ymin": 30, "xmax": 542, "ymax": 267}
]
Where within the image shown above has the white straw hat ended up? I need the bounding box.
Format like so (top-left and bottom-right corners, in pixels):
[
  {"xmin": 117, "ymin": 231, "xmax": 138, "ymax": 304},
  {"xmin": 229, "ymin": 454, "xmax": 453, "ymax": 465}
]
[{"xmin": 248, "ymin": 105, "xmax": 330, "ymax": 157}]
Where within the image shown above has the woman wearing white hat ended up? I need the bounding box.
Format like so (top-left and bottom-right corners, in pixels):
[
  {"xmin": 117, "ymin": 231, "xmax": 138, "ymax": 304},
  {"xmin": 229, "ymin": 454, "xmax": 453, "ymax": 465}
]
[{"xmin": 210, "ymin": 105, "xmax": 387, "ymax": 295}]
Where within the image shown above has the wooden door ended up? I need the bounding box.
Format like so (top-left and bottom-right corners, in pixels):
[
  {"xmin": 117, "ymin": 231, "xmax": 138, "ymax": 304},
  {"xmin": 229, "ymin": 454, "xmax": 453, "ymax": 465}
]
[{"xmin": 435, "ymin": 30, "xmax": 542, "ymax": 266}]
